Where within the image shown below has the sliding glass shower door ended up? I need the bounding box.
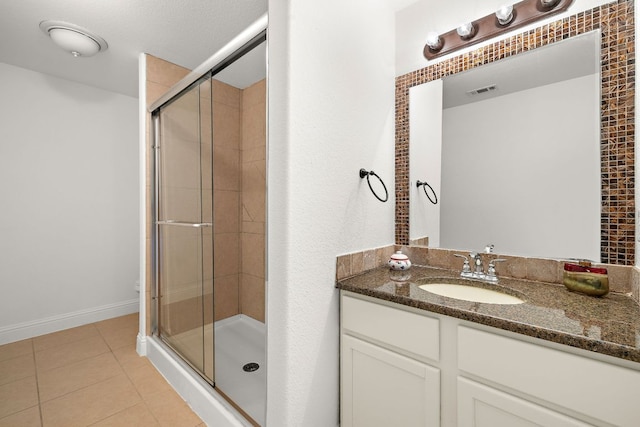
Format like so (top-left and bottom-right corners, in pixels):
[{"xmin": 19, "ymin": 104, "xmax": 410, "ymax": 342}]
[
  {"xmin": 156, "ymin": 76, "xmax": 215, "ymax": 383},
  {"xmin": 152, "ymin": 36, "xmax": 267, "ymax": 425}
]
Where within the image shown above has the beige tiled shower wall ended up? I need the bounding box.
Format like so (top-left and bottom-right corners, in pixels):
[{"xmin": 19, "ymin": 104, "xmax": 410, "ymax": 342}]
[
  {"xmin": 240, "ymin": 79, "xmax": 266, "ymax": 323},
  {"xmin": 211, "ymin": 79, "xmax": 242, "ymax": 322}
]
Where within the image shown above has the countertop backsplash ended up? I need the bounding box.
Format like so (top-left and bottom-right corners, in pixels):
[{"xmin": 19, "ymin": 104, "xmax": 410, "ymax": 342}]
[{"xmin": 336, "ymin": 245, "xmax": 640, "ymax": 307}]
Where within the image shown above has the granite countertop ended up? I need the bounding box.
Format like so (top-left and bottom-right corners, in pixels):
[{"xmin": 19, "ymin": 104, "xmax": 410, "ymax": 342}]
[{"xmin": 337, "ymin": 266, "xmax": 640, "ymax": 364}]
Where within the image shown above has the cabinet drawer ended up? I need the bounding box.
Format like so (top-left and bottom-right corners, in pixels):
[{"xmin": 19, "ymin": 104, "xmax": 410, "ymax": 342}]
[
  {"xmin": 458, "ymin": 377, "xmax": 591, "ymax": 427},
  {"xmin": 341, "ymin": 295, "xmax": 439, "ymax": 361},
  {"xmin": 458, "ymin": 326, "xmax": 640, "ymax": 426}
]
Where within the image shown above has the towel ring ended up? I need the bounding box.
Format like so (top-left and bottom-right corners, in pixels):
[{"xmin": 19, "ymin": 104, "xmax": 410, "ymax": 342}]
[
  {"xmin": 417, "ymin": 180, "xmax": 438, "ymax": 205},
  {"xmin": 360, "ymin": 168, "xmax": 388, "ymax": 203}
]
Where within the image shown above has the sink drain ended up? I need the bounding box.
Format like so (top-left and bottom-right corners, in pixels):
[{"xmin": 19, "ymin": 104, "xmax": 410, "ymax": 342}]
[{"xmin": 243, "ymin": 362, "xmax": 260, "ymax": 372}]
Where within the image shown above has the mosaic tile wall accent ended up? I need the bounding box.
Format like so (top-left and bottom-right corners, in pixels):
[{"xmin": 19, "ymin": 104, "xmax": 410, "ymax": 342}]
[{"xmin": 395, "ymin": 0, "xmax": 636, "ymax": 265}]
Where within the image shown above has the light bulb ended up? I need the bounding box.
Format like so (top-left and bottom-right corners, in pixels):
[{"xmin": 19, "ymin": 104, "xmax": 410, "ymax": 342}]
[
  {"xmin": 496, "ymin": 4, "xmax": 514, "ymax": 26},
  {"xmin": 540, "ymin": 0, "xmax": 561, "ymax": 9},
  {"xmin": 426, "ymin": 32, "xmax": 443, "ymax": 51},
  {"xmin": 456, "ymin": 22, "xmax": 475, "ymax": 39}
]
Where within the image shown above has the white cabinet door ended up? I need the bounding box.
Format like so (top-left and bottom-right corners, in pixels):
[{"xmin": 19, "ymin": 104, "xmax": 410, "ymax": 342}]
[
  {"xmin": 458, "ymin": 378, "xmax": 592, "ymax": 427},
  {"xmin": 341, "ymin": 334, "xmax": 440, "ymax": 427}
]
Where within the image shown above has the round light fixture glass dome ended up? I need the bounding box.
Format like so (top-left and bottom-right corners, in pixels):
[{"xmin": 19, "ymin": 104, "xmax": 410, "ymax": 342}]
[{"xmin": 40, "ymin": 21, "xmax": 108, "ymax": 57}]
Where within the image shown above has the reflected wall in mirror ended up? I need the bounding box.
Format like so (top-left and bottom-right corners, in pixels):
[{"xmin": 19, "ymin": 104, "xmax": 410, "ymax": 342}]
[
  {"xmin": 410, "ymin": 32, "xmax": 600, "ymax": 261},
  {"xmin": 395, "ymin": 0, "xmax": 635, "ymax": 265}
]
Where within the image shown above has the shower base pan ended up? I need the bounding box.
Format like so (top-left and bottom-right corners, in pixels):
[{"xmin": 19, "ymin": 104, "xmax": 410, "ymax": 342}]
[{"xmin": 144, "ymin": 314, "xmax": 266, "ymax": 426}]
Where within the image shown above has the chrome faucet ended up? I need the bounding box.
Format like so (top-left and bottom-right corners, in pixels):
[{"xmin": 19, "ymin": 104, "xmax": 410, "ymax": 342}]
[
  {"xmin": 454, "ymin": 245, "xmax": 506, "ymax": 283},
  {"xmin": 469, "ymin": 252, "xmax": 485, "ymax": 279}
]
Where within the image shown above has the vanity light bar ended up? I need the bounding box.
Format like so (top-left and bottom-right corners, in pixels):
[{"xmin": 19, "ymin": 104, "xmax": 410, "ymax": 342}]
[{"xmin": 423, "ymin": 0, "xmax": 573, "ymax": 60}]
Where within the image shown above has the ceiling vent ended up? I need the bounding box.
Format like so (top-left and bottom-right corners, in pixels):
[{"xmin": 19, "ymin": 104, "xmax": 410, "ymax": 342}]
[{"xmin": 467, "ymin": 84, "xmax": 497, "ymax": 96}]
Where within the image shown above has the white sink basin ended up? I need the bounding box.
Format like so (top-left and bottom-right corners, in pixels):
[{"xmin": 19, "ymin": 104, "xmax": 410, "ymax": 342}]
[{"xmin": 418, "ymin": 283, "xmax": 524, "ymax": 305}]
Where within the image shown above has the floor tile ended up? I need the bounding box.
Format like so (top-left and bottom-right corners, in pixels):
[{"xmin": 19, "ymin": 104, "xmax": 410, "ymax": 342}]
[
  {"xmin": 99, "ymin": 323, "xmax": 139, "ymax": 351},
  {"xmin": 0, "ymin": 353, "xmax": 35, "ymax": 386},
  {"xmin": 0, "ymin": 376, "xmax": 38, "ymax": 419},
  {"xmin": 124, "ymin": 359, "xmax": 173, "ymax": 399},
  {"xmin": 95, "ymin": 313, "xmax": 138, "ymax": 336},
  {"xmin": 35, "ymin": 334, "xmax": 109, "ymax": 372},
  {"xmin": 41, "ymin": 374, "xmax": 141, "ymax": 427},
  {"xmin": 90, "ymin": 402, "xmax": 159, "ymax": 427},
  {"xmin": 0, "ymin": 405, "xmax": 41, "ymax": 427},
  {"xmin": 38, "ymin": 352, "xmax": 124, "ymax": 402},
  {"xmin": 112, "ymin": 346, "xmax": 147, "ymax": 372},
  {"xmin": 0, "ymin": 339, "xmax": 32, "ymax": 363},
  {"xmin": 33, "ymin": 324, "xmax": 99, "ymax": 352},
  {"xmin": 145, "ymin": 389, "xmax": 203, "ymax": 427},
  {"xmin": 0, "ymin": 314, "xmax": 204, "ymax": 427}
]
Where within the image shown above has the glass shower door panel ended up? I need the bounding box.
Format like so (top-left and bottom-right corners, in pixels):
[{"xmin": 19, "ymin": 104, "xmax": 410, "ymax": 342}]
[
  {"xmin": 157, "ymin": 80, "xmax": 213, "ymax": 382},
  {"xmin": 158, "ymin": 225, "xmax": 205, "ymax": 373},
  {"xmin": 158, "ymin": 86, "xmax": 202, "ymax": 223}
]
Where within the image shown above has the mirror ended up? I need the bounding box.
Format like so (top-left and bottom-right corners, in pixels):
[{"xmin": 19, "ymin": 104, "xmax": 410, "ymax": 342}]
[
  {"xmin": 395, "ymin": 2, "xmax": 636, "ymax": 265},
  {"xmin": 410, "ymin": 31, "xmax": 601, "ymax": 261}
]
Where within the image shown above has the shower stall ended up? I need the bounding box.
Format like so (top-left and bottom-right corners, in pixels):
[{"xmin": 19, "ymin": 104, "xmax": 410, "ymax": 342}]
[{"xmin": 148, "ymin": 17, "xmax": 267, "ymax": 426}]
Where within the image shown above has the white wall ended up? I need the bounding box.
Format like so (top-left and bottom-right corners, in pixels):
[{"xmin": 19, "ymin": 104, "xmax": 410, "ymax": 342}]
[
  {"xmin": 267, "ymin": 0, "xmax": 397, "ymax": 424},
  {"xmin": 0, "ymin": 62, "xmax": 139, "ymax": 344}
]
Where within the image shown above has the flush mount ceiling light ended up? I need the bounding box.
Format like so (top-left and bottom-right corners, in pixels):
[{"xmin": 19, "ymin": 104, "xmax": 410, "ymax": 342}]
[
  {"xmin": 423, "ymin": 0, "xmax": 573, "ymax": 60},
  {"xmin": 39, "ymin": 20, "xmax": 108, "ymax": 57}
]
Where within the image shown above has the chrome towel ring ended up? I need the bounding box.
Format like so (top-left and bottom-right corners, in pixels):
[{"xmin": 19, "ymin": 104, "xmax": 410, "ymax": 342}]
[
  {"xmin": 359, "ymin": 168, "xmax": 388, "ymax": 203},
  {"xmin": 417, "ymin": 180, "xmax": 438, "ymax": 205}
]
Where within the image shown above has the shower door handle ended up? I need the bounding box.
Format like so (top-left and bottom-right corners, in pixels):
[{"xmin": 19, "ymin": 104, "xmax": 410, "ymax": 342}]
[{"xmin": 157, "ymin": 220, "xmax": 212, "ymax": 228}]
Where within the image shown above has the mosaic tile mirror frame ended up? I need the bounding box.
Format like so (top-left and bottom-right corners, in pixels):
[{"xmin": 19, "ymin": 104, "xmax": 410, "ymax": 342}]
[{"xmin": 395, "ymin": 0, "xmax": 636, "ymax": 265}]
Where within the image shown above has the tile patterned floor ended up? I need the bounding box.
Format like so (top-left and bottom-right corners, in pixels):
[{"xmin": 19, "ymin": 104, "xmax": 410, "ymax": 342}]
[{"xmin": 0, "ymin": 313, "xmax": 204, "ymax": 427}]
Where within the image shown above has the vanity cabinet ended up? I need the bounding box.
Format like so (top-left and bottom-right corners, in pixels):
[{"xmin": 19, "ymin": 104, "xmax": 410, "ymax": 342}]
[
  {"xmin": 340, "ymin": 291, "xmax": 640, "ymax": 427},
  {"xmin": 342, "ymin": 335, "xmax": 440, "ymax": 427},
  {"xmin": 340, "ymin": 294, "xmax": 441, "ymax": 427}
]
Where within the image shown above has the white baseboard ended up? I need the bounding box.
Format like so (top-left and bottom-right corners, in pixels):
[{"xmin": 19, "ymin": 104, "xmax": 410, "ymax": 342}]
[
  {"xmin": 146, "ymin": 336, "xmax": 253, "ymax": 427},
  {"xmin": 136, "ymin": 332, "xmax": 148, "ymax": 356},
  {"xmin": 0, "ymin": 298, "xmax": 139, "ymax": 345}
]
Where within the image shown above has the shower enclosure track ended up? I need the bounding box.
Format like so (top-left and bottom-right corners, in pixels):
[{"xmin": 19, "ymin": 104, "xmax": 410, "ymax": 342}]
[{"xmin": 148, "ymin": 13, "xmax": 267, "ymax": 114}]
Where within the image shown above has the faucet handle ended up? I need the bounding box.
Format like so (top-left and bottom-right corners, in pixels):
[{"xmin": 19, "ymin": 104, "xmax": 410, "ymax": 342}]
[
  {"xmin": 487, "ymin": 258, "xmax": 506, "ymax": 282},
  {"xmin": 488, "ymin": 258, "xmax": 507, "ymax": 268},
  {"xmin": 454, "ymin": 254, "xmax": 472, "ymax": 276}
]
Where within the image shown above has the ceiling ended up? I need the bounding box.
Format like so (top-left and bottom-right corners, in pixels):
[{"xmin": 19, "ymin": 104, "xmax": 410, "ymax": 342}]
[{"xmin": 0, "ymin": 0, "xmax": 267, "ymax": 98}]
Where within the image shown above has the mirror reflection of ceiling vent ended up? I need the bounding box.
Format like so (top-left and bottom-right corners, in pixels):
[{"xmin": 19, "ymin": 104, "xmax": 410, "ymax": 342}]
[{"xmin": 467, "ymin": 84, "xmax": 497, "ymax": 96}]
